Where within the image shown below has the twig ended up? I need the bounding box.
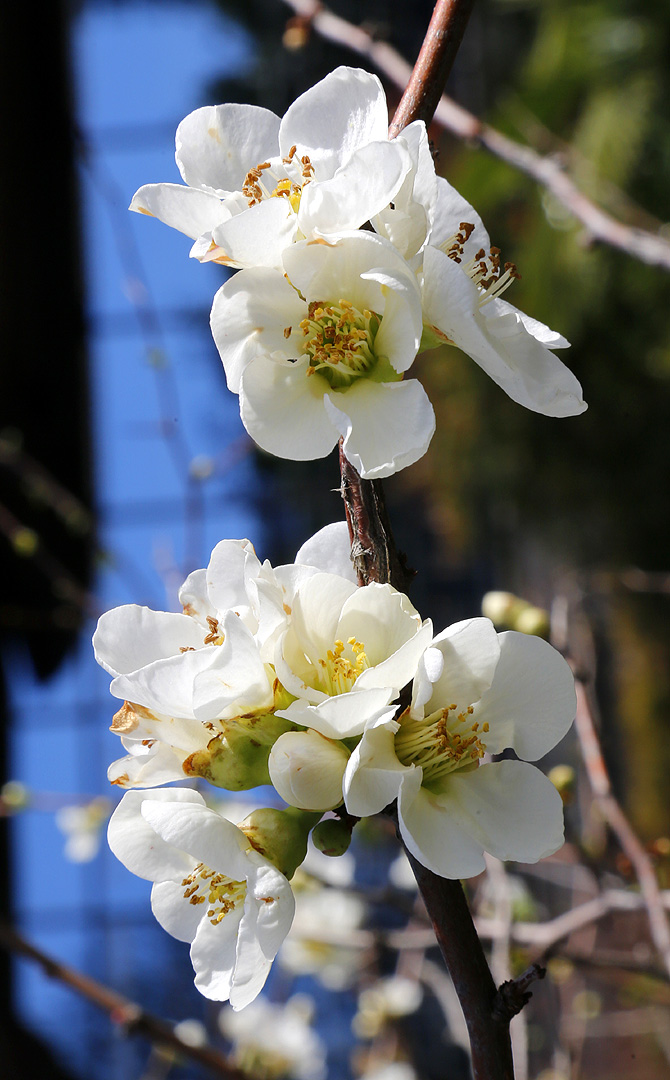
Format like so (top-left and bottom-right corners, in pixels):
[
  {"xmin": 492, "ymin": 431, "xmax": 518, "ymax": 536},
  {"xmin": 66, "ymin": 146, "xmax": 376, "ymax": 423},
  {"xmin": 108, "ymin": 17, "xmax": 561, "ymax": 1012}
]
[
  {"xmin": 278, "ymin": 0, "xmax": 670, "ymax": 272},
  {"xmin": 0, "ymin": 923, "xmax": 245, "ymax": 1079},
  {"xmin": 573, "ymin": 675, "xmax": 670, "ymax": 979}
]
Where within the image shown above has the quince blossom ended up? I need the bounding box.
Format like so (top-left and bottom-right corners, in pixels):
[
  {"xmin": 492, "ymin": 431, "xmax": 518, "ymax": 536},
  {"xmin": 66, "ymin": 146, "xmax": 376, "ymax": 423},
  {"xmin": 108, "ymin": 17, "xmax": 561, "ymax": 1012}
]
[
  {"xmin": 344, "ymin": 618, "xmax": 576, "ymax": 879},
  {"xmin": 107, "ymin": 789, "xmax": 295, "ymax": 1007},
  {"xmin": 210, "ymin": 230, "xmax": 435, "ymax": 479},
  {"xmin": 130, "ymin": 66, "xmax": 411, "ymax": 271},
  {"xmin": 93, "ymin": 524, "xmax": 355, "ymax": 789}
]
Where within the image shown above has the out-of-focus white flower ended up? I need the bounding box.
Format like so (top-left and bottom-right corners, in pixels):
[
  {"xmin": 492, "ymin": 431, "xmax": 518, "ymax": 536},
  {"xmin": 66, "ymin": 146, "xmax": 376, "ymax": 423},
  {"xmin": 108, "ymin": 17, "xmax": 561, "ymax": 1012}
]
[
  {"xmin": 219, "ymin": 994, "xmax": 327, "ymax": 1080},
  {"xmin": 353, "ymin": 976, "xmax": 423, "ymax": 1039},
  {"xmin": 130, "ymin": 66, "xmax": 412, "ymax": 272},
  {"xmin": 108, "ymin": 789, "xmax": 294, "ymax": 1007},
  {"xmin": 93, "ymin": 524, "xmax": 355, "ymax": 790},
  {"xmin": 56, "ymin": 797, "xmax": 112, "ymax": 863},
  {"xmin": 210, "ymin": 231, "xmax": 434, "ymax": 479},
  {"xmin": 344, "ymin": 619, "xmax": 576, "ymax": 879},
  {"xmin": 279, "ymin": 885, "xmax": 367, "ymax": 989}
]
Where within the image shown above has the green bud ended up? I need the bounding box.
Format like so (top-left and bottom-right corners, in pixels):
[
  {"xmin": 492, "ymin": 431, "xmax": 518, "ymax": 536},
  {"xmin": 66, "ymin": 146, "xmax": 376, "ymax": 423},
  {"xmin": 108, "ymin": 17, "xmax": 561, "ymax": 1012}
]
[
  {"xmin": 514, "ymin": 604, "xmax": 550, "ymax": 639},
  {"xmin": 481, "ymin": 590, "xmax": 526, "ymax": 628},
  {"xmin": 183, "ymin": 713, "xmax": 295, "ymax": 791},
  {"xmin": 548, "ymin": 764, "xmax": 576, "ymax": 805},
  {"xmin": 311, "ymin": 816, "xmax": 353, "ymax": 857},
  {"xmin": 239, "ymin": 806, "xmax": 322, "ymax": 879}
]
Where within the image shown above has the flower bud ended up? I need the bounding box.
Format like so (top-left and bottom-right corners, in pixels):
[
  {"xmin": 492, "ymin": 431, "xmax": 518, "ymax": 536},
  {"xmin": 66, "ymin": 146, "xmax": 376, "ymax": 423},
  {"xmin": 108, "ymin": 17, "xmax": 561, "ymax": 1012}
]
[
  {"xmin": 238, "ymin": 806, "xmax": 321, "ymax": 879},
  {"xmin": 514, "ymin": 604, "xmax": 550, "ymax": 639},
  {"xmin": 311, "ymin": 816, "xmax": 353, "ymax": 857},
  {"xmin": 481, "ymin": 591, "xmax": 525, "ymax": 628},
  {"xmin": 183, "ymin": 714, "xmax": 294, "ymax": 791},
  {"xmin": 548, "ymin": 764, "xmax": 576, "ymax": 805},
  {"xmin": 269, "ymin": 730, "xmax": 350, "ymax": 811}
]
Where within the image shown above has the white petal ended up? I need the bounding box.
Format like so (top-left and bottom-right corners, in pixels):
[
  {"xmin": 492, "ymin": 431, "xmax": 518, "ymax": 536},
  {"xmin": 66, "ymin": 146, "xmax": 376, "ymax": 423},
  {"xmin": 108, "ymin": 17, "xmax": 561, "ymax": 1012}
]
[
  {"xmin": 107, "ymin": 789, "xmax": 204, "ymax": 881},
  {"xmin": 494, "ymin": 299, "xmax": 570, "ymax": 349},
  {"xmin": 205, "ymin": 539, "xmax": 261, "ymax": 620},
  {"xmin": 190, "ymin": 904, "xmax": 243, "ymax": 1001},
  {"xmin": 364, "ymin": 263, "xmax": 423, "ymax": 375},
  {"xmin": 298, "ymin": 140, "xmax": 410, "ymax": 236},
  {"xmin": 397, "ymin": 773, "xmax": 486, "ymax": 879},
  {"xmin": 279, "ymin": 67, "xmax": 389, "ymax": 181},
  {"xmin": 294, "ymin": 522, "xmax": 356, "ymax": 582},
  {"xmin": 283, "ymin": 232, "xmax": 408, "ymax": 319},
  {"xmin": 107, "ymin": 743, "xmax": 188, "ymax": 789},
  {"xmin": 211, "ymin": 198, "xmax": 298, "ymax": 270},
  {"xmin": 343, "ymin": 715, "xmax": 411, "ymax": 817},
  {"xmin": 140, "ymin": 801, "xmax": 252, "ymax": 882},
  {"xmin": 415, "ymin": 618, "xmax": 500, "ymax": 717},
  {"xmin": 422, "ymin": 248, "xmax": 586, "ymax": 417},
  {"xmin": 433, "ymin": 760, "xmax": 565, "ymax": 864},
  {"xmin": 210, "ymin": 266, "xmax": 305, "ymax": 395},
  {"xmin": 230, "ymin": 859, "xmax": 294, "ymax": 1008},
  {"xmin": 324, "ymin": 379, "xmax": 435, "ymax": 480},
  {"xmin": 474, "ymin": 631, "xmax": 577, "ymax": 760},
  {"xmin": 269, "ymin": 730, "xmax": 349, "ymax": 810},
  {"xmin": 179, "ymin": 568, "xmax": 216, "ymax": 625},
  {"xmin": 176, "ymin": 104, "xmax": 281, "ymax": 196},
  {"xmin": 93, "ymin": 606, "xmax": 203, "ymax": 677},
  {"xmin": 192, "ymin": 612, "xmax": 272, "ymax": 721},
  {"xmin": 129, "ymin": 183, "xmax": 225, "ymax": 239},
  {"xmin": 151, "ymin": 879, "xmax": 204, "ymax": 943},
  {"xmin": 239, "ymin": 355, "xmax": 339, "ymax": 461},
  {"xmin": 109, "ymin": 646, "xmax": 219, "ymax": 718},
  {"xmin": 278, "ymin": 688, "xmax": 396, "ymax": 740},
  {"xmin": 289, "ymin": 573, "xmax": 358, "ymax": 661}
]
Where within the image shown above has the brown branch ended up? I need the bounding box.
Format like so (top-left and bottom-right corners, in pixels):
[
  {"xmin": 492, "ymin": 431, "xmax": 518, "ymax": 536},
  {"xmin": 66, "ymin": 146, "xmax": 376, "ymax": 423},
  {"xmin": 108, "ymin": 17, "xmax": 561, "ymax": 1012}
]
[
  {"xmin": 387, "ymin": 0, "xmax": 475, "ymax": 138},
  {"xmin": 0, "ymin": 922, "xmax": 245, "ymax": 1079},
  {"xmin": 278, "ymin": 0, "xmax": 670, "ymax": 272}
]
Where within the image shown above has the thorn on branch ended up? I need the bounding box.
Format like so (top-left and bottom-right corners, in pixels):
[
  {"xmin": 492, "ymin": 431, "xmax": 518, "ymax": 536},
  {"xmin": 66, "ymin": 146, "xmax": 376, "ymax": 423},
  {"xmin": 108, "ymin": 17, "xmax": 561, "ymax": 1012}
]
[{"xmin": 492, "ymin": 962, "xmax": 546, "ymax": 1022}]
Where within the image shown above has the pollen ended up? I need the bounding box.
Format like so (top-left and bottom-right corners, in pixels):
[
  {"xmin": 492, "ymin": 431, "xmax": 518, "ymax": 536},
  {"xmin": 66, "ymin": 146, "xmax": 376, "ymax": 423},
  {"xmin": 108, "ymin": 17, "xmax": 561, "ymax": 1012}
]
[
  {"xmin": 203, "ymin": 615, "xmax": 225, "ymax": 646},
  {"xmin": 180, "ymin": 863, "xmax": 246, "ymax": 925}
]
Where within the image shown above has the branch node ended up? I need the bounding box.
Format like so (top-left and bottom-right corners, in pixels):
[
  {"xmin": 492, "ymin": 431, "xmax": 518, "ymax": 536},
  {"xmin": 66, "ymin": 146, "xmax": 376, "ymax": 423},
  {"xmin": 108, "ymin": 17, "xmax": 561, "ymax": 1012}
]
[{"xmin": 492, "ymin": 962, "xmax": 546, "ymax": 1022}]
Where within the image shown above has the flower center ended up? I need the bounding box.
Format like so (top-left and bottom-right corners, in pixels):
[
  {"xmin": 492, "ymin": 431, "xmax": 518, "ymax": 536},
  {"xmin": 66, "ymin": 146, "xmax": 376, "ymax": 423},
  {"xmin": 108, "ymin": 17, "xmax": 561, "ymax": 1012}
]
[
  {"xmin": 299, "ymin": 300, "xmax": 381, "ymax": 389},
  {"xmin": 242, "ymin": 145, "xmax": 314, "ymax": 214},
  {"xmin": 181, "ymin": 862, "xmax": 246, "ymax": 925},
  {"xmin": 441, "ymin": 222, "xmax": 521, "ymax": 307},
  {"xmin": 394, "ymin": 704, "xmax": 489, "ymax": 792},
  {"xmin": 316, "ymin": 637, "xmax": 370, "ymax": 695}
]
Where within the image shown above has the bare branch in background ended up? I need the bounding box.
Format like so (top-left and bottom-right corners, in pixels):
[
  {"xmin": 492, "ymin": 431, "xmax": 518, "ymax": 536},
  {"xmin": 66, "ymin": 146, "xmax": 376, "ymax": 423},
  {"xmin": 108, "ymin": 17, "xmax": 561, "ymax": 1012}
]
[
  {"xmin": 0, "ymin": 923, "xmax": 245, "ymax": 1080},
  {"xmin": 278, "ymin": 0, "xmax": 670, "ymax": 272}
]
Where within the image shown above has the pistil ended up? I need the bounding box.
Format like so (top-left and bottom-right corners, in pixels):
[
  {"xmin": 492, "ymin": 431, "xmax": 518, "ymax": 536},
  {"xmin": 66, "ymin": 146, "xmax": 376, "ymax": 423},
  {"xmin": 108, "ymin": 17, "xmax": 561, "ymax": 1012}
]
[
  {"xmin": 299, "ymin": 300, "xmax": 380, "ymax": 389},
  {"xmin": 317, "ymin": 637, "xmax": 370, "ymax": 695}
]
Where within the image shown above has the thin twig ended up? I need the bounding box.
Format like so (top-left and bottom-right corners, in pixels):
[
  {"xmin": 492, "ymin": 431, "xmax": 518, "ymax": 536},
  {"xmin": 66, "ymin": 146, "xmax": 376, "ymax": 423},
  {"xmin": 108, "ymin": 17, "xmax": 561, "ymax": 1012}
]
[
  {"xmin": 278, "ymin": 0, "xmax": 670, "ymax": 272},
  {"xmin": 0, "ymin": 923, "xmax": 245, "ymax": 1079},
  {"xmin": 573, "ymin": 676, "xmax": 670, "ymax": 979}
]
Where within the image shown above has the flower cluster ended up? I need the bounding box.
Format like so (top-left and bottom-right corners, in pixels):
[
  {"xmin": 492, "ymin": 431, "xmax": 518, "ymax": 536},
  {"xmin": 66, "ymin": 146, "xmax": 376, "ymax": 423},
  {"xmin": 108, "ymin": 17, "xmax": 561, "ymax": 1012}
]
[
  {"xmin": 132, "ymin": 66, "xmax": 586, "ymax": 479},
  {"xmin": 98, "ymin": 523, "xmax": 576, "ymax": 1007},
  {"xmin": 100, "ymin": 66, "xmax": 582, "ymax": 1011}
]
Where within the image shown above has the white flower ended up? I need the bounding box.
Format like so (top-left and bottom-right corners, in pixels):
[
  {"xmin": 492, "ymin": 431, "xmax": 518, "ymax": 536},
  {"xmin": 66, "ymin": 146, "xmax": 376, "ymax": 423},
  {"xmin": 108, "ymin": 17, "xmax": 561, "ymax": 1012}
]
[
  {"xmin": 219, "ymin": 994, "xmax": 326, "ymax": 1080},
  {"xmin": 210, "ymin": 230, "xmax": 435, "ymax": 479},
  {"xmin": 56, "ymin": 797, "xmax": 111, "ymax": 863},
  {"xmin": 410, "ymin": 179, "xmax": 586, "ymax": 416},
  {"xmin": 108, "ymin": 789, "xmax": 295, "ymax": 1008},
  {"xmin": 130, "ymin": 66, "xmax": 412, "ymax": 271},
  {"xmin": 93, "ymin": 524, "xmax": 356, "ymax": 789},
  {"xmin": 344, "ymin": 618, "xmax": 577, "ymax": 879},
  {"xmin": 273, "ymin": 571, "xmax": 433, "ymax": 741}
]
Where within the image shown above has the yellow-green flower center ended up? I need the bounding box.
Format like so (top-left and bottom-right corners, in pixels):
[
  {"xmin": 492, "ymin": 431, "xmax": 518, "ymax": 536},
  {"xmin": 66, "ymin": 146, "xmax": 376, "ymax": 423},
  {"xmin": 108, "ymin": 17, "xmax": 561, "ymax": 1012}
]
[
  {"xmin": 181, "ymin": 862, "xmax": 246, "ymax": 925},
  {"xmin": 394, "ymin": 704, "xmax": 489, "ymax": 793},
  {"xmin": 299, "ymin": 300, "xmax": 381, "ymax": 389},
  {"xmin": 316, "ymin": 637, "xmax": 370, "ymax": 695}
]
